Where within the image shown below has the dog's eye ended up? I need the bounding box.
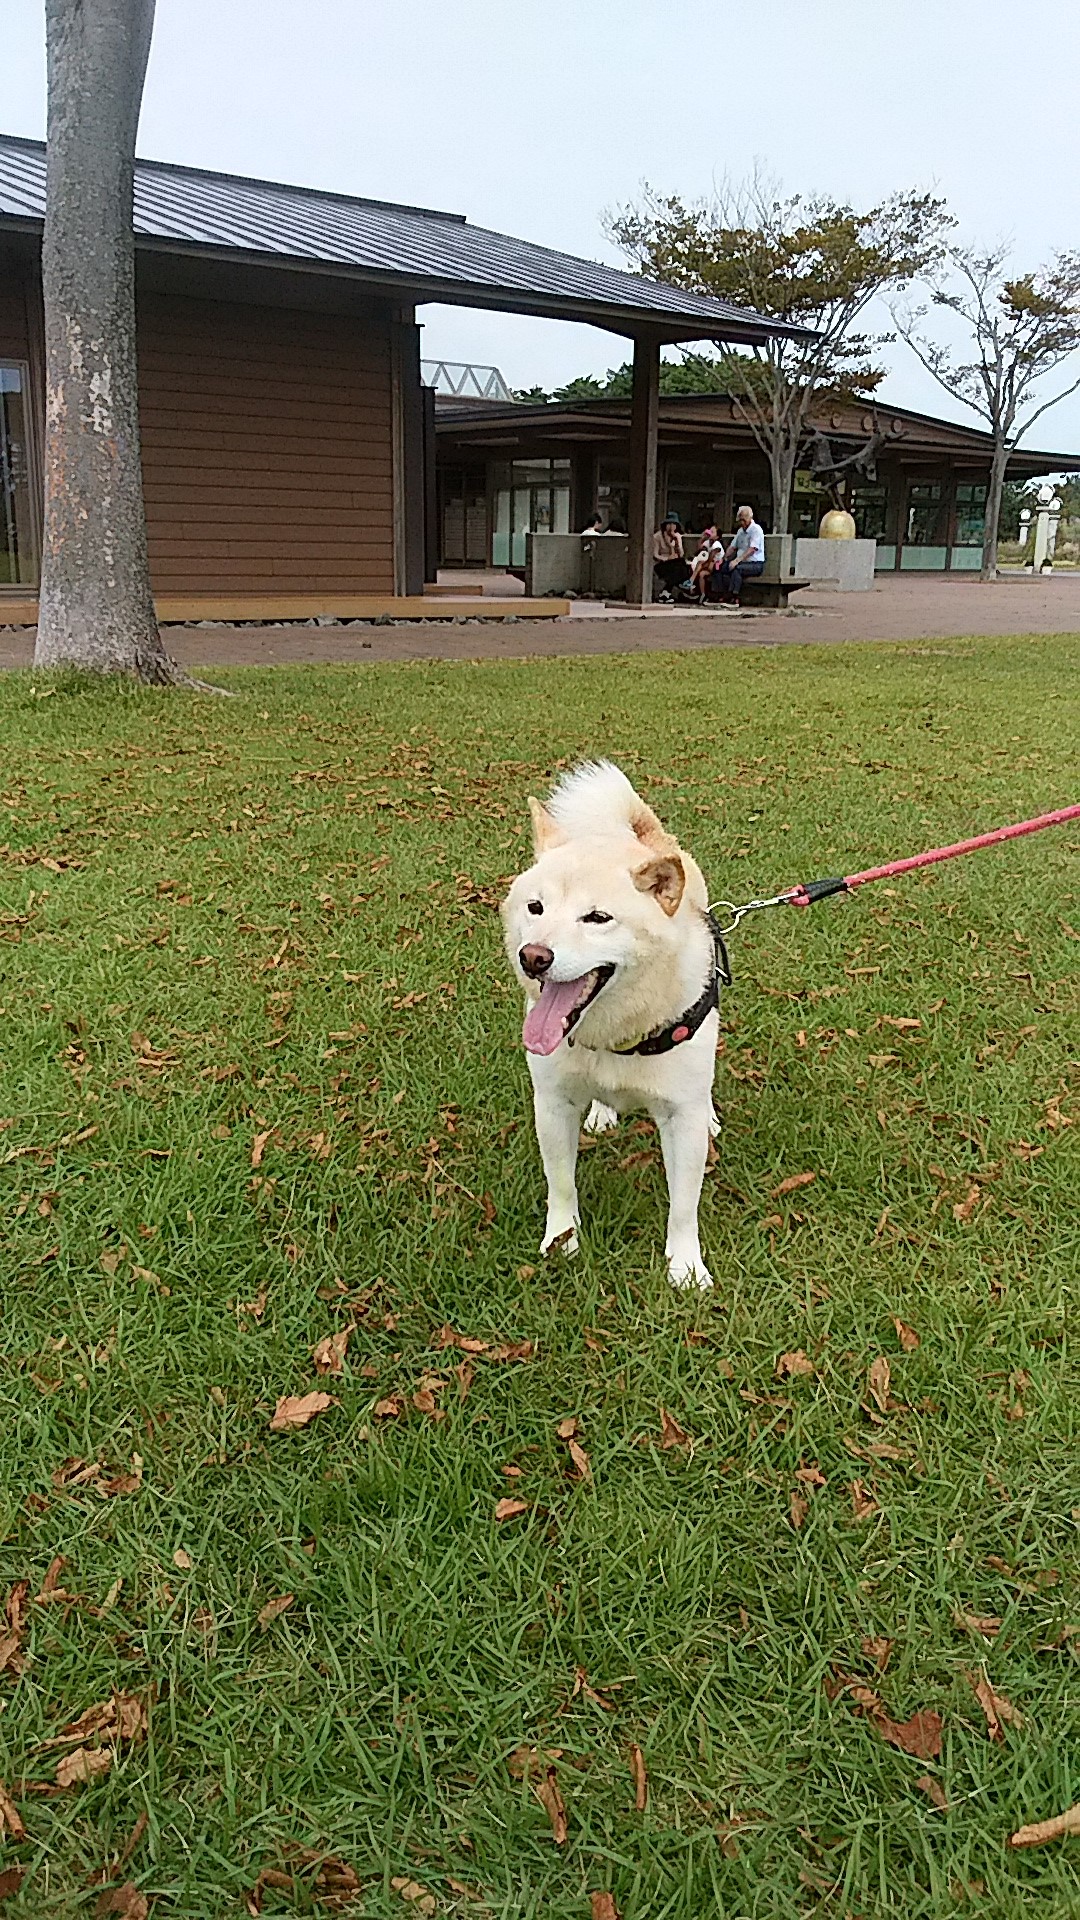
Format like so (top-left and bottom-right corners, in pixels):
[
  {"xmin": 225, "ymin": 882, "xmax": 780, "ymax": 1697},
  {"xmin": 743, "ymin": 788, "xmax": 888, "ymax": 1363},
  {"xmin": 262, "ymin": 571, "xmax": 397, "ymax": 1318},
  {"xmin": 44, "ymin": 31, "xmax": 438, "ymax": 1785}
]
[
  {"xmin": 582, "ymin": 910, "xmax": 613, "ymax": 925},
  {"xmin": 527, "ymin": 899, "xmax": 544, "ymax": 915}
]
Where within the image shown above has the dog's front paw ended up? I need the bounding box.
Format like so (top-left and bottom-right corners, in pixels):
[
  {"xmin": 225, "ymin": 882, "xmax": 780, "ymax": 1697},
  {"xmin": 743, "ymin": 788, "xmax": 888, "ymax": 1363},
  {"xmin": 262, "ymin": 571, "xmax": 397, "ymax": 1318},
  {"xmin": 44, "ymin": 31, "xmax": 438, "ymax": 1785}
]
[
  {"xmin": 667, "ymin": 1254, "xmax": 713, "ymax": 1291},
  {"xmin": 583, "ymin": 1100, "xmax": 619, "ymax": 1134},
  {"xmin": 542, "ymin": 1225, "xmax": 580, "ymax": 1258}
]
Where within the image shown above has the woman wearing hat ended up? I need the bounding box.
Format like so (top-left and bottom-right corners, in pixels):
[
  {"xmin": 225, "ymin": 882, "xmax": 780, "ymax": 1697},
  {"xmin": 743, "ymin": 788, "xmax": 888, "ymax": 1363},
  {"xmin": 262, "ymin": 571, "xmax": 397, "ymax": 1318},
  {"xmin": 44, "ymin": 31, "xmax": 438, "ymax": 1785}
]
[{"xmin": 652, "ymin": 516, "xmax": 688, "ymax": 601}]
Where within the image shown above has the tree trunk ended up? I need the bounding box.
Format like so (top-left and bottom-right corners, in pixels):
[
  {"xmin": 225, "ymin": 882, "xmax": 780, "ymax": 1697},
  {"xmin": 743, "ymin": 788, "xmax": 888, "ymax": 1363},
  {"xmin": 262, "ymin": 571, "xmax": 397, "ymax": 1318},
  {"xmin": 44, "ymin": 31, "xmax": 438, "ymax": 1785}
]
[
  {"xmin": 767, "ymin": 439, "xmax": 796, "ymax": 537},
  {"xmin": 34, "ymin": 0, "xmax": 175, "ymax": 680},
  {"xmin": 981, "ymin": 435, "xmax": 1009, "ymax": 582}
]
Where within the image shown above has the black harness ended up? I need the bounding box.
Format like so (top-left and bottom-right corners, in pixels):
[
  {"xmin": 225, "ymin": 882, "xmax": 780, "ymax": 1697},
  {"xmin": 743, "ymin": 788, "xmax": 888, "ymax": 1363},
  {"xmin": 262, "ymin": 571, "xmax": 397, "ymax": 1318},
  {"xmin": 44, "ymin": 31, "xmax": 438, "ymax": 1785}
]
[{"xmin": 612, "ymin": 911, "xmax": 731, "ymax": 1057}]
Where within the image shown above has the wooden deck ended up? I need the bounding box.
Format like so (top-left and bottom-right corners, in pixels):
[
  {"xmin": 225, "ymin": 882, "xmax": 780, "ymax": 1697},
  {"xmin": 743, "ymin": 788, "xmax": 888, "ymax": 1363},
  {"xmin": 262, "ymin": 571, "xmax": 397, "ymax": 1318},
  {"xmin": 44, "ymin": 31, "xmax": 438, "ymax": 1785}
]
[{"xmin": 0, "ymin": 592, "xmax": 570, "ymax": 626}]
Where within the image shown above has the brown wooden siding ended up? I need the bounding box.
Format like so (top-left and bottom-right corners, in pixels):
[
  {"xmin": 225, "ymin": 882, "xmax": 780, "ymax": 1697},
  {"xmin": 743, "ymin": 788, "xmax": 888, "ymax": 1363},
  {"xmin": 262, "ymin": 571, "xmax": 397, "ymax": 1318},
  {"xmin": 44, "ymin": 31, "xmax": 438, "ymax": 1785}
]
[{"xmin": 138, "ymin": 294, "xmax": 395, "ymax": 594}]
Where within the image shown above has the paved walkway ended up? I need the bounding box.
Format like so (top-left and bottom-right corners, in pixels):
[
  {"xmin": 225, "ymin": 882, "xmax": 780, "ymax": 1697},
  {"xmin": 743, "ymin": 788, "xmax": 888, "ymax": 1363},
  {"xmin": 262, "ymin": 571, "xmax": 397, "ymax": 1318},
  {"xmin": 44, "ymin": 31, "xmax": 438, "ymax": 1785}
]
[{"xmin": 3, "ymin": 573, "xmax": 1079, "ymax": 669}]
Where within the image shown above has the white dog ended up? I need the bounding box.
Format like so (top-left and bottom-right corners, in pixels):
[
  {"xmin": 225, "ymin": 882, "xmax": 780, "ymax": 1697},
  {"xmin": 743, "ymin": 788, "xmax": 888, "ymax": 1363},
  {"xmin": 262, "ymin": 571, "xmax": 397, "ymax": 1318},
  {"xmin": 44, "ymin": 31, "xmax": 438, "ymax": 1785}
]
[{"xmin": 502, "ymin": 761, "xmax": 722, "ymax": 1289}]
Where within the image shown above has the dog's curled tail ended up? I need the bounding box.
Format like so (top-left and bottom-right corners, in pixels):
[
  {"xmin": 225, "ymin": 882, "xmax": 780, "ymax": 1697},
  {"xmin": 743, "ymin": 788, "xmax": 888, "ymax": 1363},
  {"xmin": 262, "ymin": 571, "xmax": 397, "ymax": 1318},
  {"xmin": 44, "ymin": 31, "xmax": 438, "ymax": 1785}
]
[{"xmin": 545, "ymin": 760, "xmax": 670, "ymax": 848}]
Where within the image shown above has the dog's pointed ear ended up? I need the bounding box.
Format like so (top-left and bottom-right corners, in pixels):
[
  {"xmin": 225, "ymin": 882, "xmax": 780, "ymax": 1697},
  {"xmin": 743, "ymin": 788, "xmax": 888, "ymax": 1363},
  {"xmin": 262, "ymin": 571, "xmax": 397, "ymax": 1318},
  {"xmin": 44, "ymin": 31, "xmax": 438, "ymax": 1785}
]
[
  {"xmin": 634, "ymin": 851, "xmax": 685, "ymax": 917},
  {"xmin": 528, "ymin": 796, "xmax": 567, "ymax": 854},
  {"xmin": 629, "ymin": 799, "xmax": 674, "ymax": 854}
]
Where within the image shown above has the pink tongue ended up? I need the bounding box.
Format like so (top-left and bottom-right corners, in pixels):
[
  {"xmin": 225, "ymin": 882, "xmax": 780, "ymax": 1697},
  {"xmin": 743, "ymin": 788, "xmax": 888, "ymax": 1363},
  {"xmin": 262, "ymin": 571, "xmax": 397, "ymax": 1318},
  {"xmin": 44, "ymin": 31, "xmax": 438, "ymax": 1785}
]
[{"xmin": 522, "ymin": 975, "xmax": 594, "ymax": 1055}]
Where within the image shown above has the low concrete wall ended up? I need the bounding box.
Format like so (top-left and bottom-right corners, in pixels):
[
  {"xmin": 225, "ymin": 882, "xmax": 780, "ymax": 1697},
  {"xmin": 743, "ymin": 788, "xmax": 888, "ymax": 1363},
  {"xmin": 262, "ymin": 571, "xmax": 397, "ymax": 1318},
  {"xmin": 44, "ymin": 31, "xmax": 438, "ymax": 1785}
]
[
  {"xmin": 527, "ymin": 533, "xmax": 629, "ymax": 598},
  {"xmin": 794, "ymin": 538, "xmax": 876, "ymax": 591}
]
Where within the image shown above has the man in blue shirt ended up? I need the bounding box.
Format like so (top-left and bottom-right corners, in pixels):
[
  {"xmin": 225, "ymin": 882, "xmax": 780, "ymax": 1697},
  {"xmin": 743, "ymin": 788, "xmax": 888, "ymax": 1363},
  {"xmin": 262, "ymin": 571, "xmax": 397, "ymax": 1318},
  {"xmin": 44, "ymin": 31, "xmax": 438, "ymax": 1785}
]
[{"xmin": 716, "ymin": 505, "xmax": 766, "ymax": 604}]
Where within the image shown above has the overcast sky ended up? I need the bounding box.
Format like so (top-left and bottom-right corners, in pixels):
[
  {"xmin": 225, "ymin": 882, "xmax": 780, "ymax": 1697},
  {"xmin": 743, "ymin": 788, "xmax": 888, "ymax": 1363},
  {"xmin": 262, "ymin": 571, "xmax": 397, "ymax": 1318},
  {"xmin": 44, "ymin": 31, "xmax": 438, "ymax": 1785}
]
[{"xmin": 6, "ymin": 0, "xmax": 1080, "ymax": 452}]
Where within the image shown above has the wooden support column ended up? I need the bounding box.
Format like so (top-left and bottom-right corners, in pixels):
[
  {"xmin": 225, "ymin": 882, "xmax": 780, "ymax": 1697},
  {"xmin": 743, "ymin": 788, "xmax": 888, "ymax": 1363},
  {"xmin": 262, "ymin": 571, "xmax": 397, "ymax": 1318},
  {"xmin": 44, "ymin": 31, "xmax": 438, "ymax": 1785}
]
[{"xmin": 625, "ymin": 333, "xmax": 661, "ymax": 606}]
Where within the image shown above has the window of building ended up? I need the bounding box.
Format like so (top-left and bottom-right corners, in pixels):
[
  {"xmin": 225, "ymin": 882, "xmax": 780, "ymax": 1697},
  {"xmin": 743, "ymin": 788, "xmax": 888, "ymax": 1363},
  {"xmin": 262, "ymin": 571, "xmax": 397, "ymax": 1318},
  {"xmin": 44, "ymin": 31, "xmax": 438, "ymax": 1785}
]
[
  {"xmin": 491, "ymin": 458, "xmax": 570, "ymax": 567},
  {"xmin": 438, "ymin": 464, "xmax": 489, "ymax": 567},
  {"xmin": 0, "ymin": 364, "xmax": 36, "ymax": 587},
  {"xmin": 664, "ymin": 460, "xmax": 727, "ymax": 537},
  {"xmin": 953, "ymin": 481, "xmax": 988, "ymax": 545},
  {"xmin": 901, "ymin": 480, "xmax": 948, "ymax": 569},
  {"xmin": 846, "ymin": 482, "xmax": 890, "ymax": 543}
]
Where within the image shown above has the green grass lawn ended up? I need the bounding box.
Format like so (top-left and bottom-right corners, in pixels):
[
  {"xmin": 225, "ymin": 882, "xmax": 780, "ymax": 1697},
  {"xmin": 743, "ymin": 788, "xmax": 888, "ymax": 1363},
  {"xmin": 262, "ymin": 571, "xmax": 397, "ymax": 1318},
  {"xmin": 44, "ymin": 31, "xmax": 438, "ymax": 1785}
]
[{"xmin": 0, "ymin": 634, "xmax": 1078, "ymax": 1919}]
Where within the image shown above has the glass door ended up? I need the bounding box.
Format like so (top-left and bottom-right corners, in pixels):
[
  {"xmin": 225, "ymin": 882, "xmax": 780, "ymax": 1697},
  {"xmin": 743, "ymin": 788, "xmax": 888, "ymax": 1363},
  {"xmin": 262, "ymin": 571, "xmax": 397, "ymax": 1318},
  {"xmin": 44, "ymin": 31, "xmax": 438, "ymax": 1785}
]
[{"xmin": 0, "ymin": 364, "xmax": 36, "ymax": 586}]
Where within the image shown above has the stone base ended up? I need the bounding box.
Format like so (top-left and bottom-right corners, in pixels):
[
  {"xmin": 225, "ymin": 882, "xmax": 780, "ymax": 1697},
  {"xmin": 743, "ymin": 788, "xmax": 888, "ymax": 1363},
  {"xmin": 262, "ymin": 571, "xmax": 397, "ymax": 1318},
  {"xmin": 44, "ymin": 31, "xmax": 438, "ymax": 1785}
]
[{"xmin": 794, "ymin": 538, "xmax": 876, "ymax": 591}]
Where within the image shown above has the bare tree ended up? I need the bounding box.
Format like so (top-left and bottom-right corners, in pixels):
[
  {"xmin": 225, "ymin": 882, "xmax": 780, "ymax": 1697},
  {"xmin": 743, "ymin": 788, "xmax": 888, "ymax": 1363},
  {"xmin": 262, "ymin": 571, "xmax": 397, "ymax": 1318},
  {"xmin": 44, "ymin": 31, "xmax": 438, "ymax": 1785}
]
[
  {"xmin": 607, "ymin": 174, "xmax": 951, "ymax": 533},
  {"xmin": 893, "ymin": 245, "xmax": 1080, "ymax": 579},
  {"xmin": 35, "ymin": 0, "xmax": 182, "ymax": 681}
]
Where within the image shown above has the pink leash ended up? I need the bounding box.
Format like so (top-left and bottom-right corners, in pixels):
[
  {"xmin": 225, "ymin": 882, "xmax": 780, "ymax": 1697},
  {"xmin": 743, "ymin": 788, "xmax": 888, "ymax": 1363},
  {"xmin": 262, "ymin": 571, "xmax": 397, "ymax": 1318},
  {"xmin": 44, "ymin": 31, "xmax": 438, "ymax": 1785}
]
[{"xmin": 711, "ymin": 803, "xmax": 1080, "ymax": 934}]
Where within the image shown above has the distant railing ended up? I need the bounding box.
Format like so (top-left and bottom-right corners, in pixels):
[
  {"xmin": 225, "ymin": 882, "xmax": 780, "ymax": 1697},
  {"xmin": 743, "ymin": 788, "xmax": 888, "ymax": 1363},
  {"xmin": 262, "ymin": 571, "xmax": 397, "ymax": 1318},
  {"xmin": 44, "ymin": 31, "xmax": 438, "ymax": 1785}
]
[{"xmin": 421, "ymin": 360, "xmax": 512, "ymax": 401}]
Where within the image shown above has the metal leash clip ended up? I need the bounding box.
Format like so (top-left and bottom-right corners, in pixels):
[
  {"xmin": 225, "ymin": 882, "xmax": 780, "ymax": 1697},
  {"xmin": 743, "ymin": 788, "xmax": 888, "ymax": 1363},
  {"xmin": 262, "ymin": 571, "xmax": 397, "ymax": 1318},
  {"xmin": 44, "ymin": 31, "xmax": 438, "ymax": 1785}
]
[{"xmin": 708, "ymin": 891, "xmax": 796, "ymax": 938}]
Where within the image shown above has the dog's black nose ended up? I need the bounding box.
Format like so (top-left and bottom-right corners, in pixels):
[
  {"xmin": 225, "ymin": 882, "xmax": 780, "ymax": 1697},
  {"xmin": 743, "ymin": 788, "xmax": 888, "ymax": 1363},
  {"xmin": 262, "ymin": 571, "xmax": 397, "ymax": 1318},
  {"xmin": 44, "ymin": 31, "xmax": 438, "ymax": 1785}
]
[{"xmin": 519, "ymin": 943, "xmax": 554, "ymax": 979}]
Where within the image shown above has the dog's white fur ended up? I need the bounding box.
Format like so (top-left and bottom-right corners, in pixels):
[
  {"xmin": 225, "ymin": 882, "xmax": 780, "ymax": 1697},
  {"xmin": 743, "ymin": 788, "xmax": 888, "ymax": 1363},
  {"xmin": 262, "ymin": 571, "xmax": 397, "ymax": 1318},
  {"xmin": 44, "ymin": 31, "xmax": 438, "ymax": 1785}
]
[{"xmin": 502, "ymin": 761, "xmax": 719, "ymax": 1288}]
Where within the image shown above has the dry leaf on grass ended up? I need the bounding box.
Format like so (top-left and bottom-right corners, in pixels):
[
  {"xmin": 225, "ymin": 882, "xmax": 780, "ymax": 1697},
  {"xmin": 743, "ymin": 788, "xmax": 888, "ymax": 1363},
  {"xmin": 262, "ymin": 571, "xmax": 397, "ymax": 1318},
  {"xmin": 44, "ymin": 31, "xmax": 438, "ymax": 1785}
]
[
  {"xmin": 867, "ymin": 1356, "xmax": 891, "ymax": 1413},
  {"xmin": 94, "ymin": 1884, "xmax": 148, "ymax": 1920},
  {"xmin": 969, "ymin": 1668, "xmax": 1022, "ymax": 1742},
  {"xmin": 775, "ymin": 1349, "xmax": 814, "ymax": 1379},
  {"xmin": 591, "ymin": 1896, "xmax": 621, "ymax": 1920},
  {"xmin": 555, "ymin": 1416, "xmax": 578, "ymax": 1439},
  {"xmin": 953, "ymin": 1610, "xmax": 1002, "ymax": 1639},
  {"xmin": 391, "ymin": 1876, "xmax": 437, "ymax": 1915},
  {"xmin": 893, "ymin": 1318, "xmax": 920, "ymax": 1351},
  {"xmin": 0, "ymin": 1867, "xmax": 24, "ymax": 1901},
  {"xmin": 534, "ymin": 1768, "xmax": 568, "ymax": 1844},
  {"xmin": 312, "ymin": 1327, "xmax": 351, "ymax": 1375},
  {"xmin": 915, "ymin": 1773, "xmax": 949, "ymax": 1810},
  {"xmin": 850, "ymin": 1479, "xmax": 880, "ymax": 1521},
  {"xmin": 494, "ymin": 1497, "xmax": 530, "ymax": 1522},
  {"xmin": 566, "ymin": 1439, "xmax": 591, "ymax": 1481},
  {"xmin": 570, "ymin": 1667, "xmax": 617, "ymax": 1712},
  {"xmin": 374, "ymin": 1395, "xmax": 404, "ymax": 1420},
  {"xmin": 0, "ymin": 1780, "xmax": 26, "ymax": 1841},
  {"xmin": 0, "ymin": 1580, "xmax": 28, "ymax": 1675},
  {"xmin": 257, "ymin": 1593, "xmax": 294, "ymax": 1631},
  {"xmin": 789, "ymin": 1489, "xmax": 809, "ymax": 1531},
  {"xmin": 268, "ymin": 1391, "xmax": 336, "ymax": 1432},
  {"xmin": 1008, "ymin": 1801, "xmax": 1080, "ymax": 1848},
  {"xmin": 771, "ymin": 1172, "xmax": 817, "ymax": 1196},
  {"xmin": 45, "ymin": 1691, "xmax": 149, "ymax": 1750},
  {"xmin": 827, "ymin": 1669, "xmax": 943, "ymax": 1758},
  {"xmin": 56, "ymin": 1746, "xmax": 112, "ymax": 1789},
  {"xmin": 172, "ymin": 1549, "xmax": 192, "ymax": 1571},
  {"xmin": 861, "ymin": 1636, "xmax": 894, "ymax": 1672},
  {"xmin": 250, "ymin": 1129, "xmax": 272, "ymax": 1169},
  {"xmin": 659, "ymin": 1407, "xmax": 693, "ymax": 1450},
  {"xmin": 629, "ymin": 1743, "xmax": 648, "ymax": 1811}
]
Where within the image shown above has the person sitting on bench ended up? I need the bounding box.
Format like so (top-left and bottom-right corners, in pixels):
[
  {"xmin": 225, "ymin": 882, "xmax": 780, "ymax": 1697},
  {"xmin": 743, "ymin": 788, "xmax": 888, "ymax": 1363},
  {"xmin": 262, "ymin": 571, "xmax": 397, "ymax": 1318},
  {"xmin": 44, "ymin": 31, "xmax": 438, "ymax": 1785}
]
[
  {"xmin": 717, "ymin": 505, "xmax": 765, "ymax": 603},
  {"xmin": 652, "ymin": 517, "xmax": 688, "ymax": 601}
]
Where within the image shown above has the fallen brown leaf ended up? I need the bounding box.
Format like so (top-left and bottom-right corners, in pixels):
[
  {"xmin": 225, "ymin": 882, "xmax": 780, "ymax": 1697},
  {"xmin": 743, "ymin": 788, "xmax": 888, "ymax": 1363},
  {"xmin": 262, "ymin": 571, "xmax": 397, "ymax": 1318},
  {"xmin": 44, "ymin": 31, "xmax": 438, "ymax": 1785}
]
[
  {"xmin": 953, "ymin": 1610, "xmax": 1002, "ymax": 1639},
  {"xmin": 591, "ymin": 1895, "xmax": 621, "ymax": 1920},
  {"xmin": 487, "ymin": 1339, "xmax": 535, "ymax": 1363},
  {"xmin": 628, "ymin": 1742, "xmax": 648, "ymax": 1811},
  {"xmin": 494, "ymin": 1497, "xmax": 530, "ymax": 1522},
  {"xmin": 566, "ymin": 1439, "xmax": 592, "ymax": 1482},
  {"xmin": 374, "ymin": 1395, "xmax": 404, "ymax": 1420},
  {"xmin": 570, "ymin": 1666, "xmax": 617, "ymax": 1712},
  {"xmin": 795, "ymin": 1462, "xmax": 827, "ymax": 1488},
  {"xmin": 312, "ymin": 1327, "xmax": 351, "ymax": 1375},
  {"xmin": 915, "ymin": 1773, "xmax": 949, "ymax": 1811},
  {"xmin": 45, "ymin": 1691, "xmax": 149, "ymax": 1749},
  {"xmin": 775, "ymin": 1349, "xmax": 814, "ymax": 1379},
  {"xmin": 771, "ymin": 1171, "xmax": 816, "ymax": 1197},
  {"xmin": 876, "ymin": 1710, "xmax": 944, "ymax": 1759},
  {"xmin": 534, "ymin": 1766, "xmax": 568, "ymax": 1844},
  {"xmin": 268, "ymin": 1391, "xmax": 336, "ymax": 1432},
  {"xmin": 172, "ymin": 1549, "xmax": 192, "ymax": 1571},
  {"xmin": 56, "ymin": 1746, "xmax": 112, "ymax": 1789},
  {"xmin": 1008, "ymin": 1801, "xmax": 1080, "ymax": 1848},
  {"xmin": 390, "ymin": 1876, "xmax": 437, "ymax": 1916},
  {"xmin": 659, "ymin": 1406, "xmax": 693, "ymax": 1450},
  {"xmin": 789, "ymin": 1489, "xmax": 809, "ymax": 1531},
  {"xmin": 257, "ymin": 1593, "xmax": 294, "ymax": 1631},
  {"xmin": 893, "ymin": 1318, "xmax": 920, "ymax": 1351},
  {"xmin": 861, "ymin": 1636, "xmax": 894, "ymax": 1672},
  {"xmin": 555, "ymin": 1416, "xmax": 578, "ymax": 1440},
  {"xmin": 969, "ymin": 1667, "xmax": 1021, "ymax": 1742},
  {"xmin": 250, "ymin": 1129, "xmax": 272, "ymax": 1169},
  {"xmin": 867, "ymin": 1355, "xmax": 891, "ymax": 1413},
  {"xmin": 94, "ymin": 1884, "xmax": 148, "ymax": 1920},
  {"xmin": 850, "ymin": 1480, "xmax": 879, "ymax": 1521},
  {"xmin": 952, "ymin": 1183, "xmax": 981, "ymax": 1223},
  {"xmin": 0, "ymin": 1781, "xmax": 26, "ymax": 1841},
  {"xmin": 0, "ymin": 1867, "xmax": 24, "ymax": 1901}
]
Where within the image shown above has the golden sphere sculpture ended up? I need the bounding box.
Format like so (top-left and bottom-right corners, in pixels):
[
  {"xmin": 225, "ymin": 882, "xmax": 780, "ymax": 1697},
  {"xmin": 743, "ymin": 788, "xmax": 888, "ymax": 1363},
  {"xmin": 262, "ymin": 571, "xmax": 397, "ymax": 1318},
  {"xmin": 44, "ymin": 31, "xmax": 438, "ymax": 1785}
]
[{"xmin": 819, "ymin": 508, "xmax": 857, "ymax": 539}]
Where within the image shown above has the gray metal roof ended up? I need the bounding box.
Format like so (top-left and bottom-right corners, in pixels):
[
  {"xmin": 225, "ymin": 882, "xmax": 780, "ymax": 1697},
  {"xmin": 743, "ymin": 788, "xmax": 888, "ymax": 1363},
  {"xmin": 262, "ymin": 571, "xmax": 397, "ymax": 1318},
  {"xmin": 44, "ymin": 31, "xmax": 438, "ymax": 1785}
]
[{"xmin": 0, "ymin": 134, "xmax": 805, "ymax": 344}]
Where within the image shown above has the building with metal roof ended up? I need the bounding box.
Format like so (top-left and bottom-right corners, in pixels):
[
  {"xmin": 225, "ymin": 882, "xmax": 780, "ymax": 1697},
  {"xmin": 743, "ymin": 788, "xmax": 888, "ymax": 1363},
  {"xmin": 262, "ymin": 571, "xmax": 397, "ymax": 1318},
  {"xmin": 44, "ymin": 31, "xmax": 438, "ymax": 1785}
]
[{"xmin": 0, "ymin": 132, "xmax": 808, "ymax": 614}]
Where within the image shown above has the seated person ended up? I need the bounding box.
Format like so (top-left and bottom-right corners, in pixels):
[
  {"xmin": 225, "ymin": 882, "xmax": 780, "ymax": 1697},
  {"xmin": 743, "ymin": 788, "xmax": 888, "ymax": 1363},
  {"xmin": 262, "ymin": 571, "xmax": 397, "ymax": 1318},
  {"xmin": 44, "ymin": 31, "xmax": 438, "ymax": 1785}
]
[
  {"xmin": 717, "ymin": 505, "xmax": 766, "ymax": 603},
  {"xmin": 652, "ymin": 517, "xmax": 688, "ymax": 600},
  {"xmin": 581, "ymin": 511, "xmax": 605, "ymax": 533},
  {"xmin": 701, "ymin": 539, "xmax": 729, "ymax": 602},
  {"xmin": 686, "ymin": 537, "xmax": 723, "ymax": 601}
]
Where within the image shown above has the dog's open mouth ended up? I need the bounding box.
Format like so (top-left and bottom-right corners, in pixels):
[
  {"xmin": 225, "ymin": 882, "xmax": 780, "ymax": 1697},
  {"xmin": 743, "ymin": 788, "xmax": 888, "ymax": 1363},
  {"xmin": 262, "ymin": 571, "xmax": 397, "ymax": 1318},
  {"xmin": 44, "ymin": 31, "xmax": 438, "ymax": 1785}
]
[{"xmin": 522, "ymin": 965, "xmax": 615, "ymax": 1056}]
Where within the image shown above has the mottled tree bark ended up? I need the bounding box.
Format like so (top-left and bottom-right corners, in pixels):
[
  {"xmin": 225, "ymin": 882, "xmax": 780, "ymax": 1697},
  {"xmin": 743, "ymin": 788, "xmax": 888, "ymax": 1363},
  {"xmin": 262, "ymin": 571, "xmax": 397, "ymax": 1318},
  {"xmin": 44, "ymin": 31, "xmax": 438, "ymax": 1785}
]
[
  {"xmin": 34, "ymin": 0, "xmax": 177, "ymax": 680},
  {"xmin": 981, "ymin": 435, "xmax": 1009, "ymax": 581}
]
